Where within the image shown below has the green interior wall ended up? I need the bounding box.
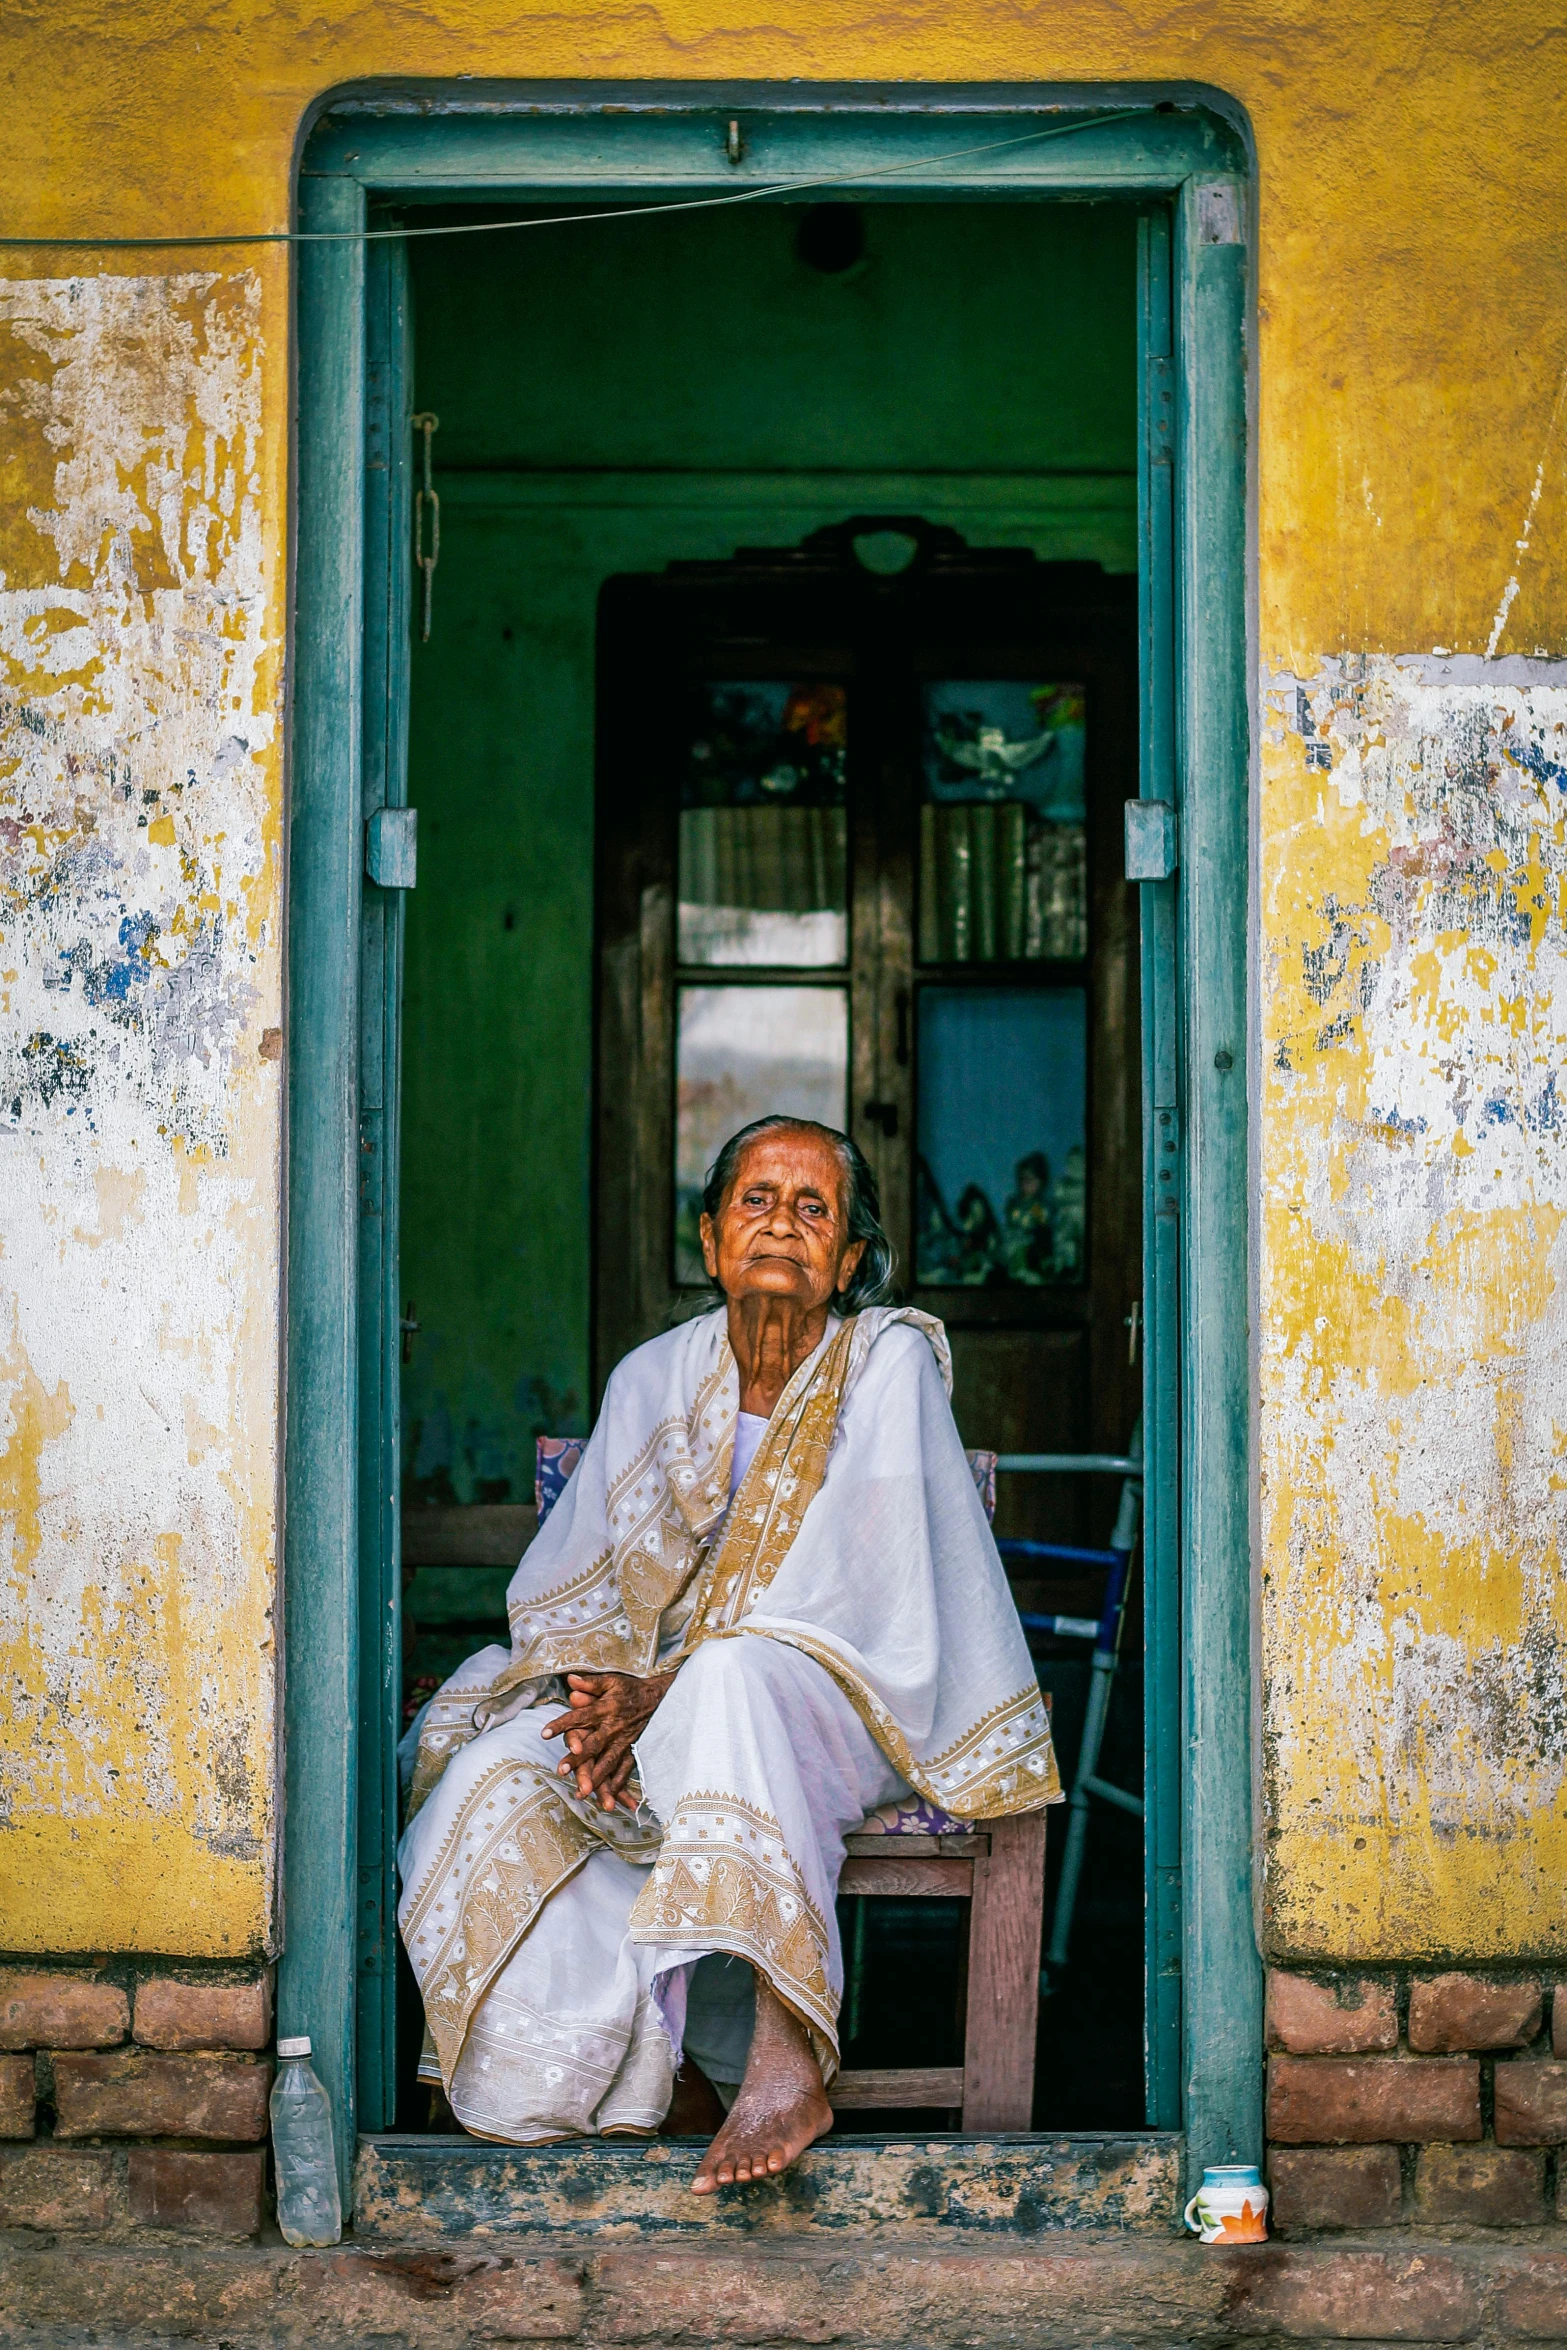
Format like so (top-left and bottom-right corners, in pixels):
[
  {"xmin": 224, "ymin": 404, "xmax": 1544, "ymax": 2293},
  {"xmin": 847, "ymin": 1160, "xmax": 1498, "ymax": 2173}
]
[{"xmin": 402, "ymin": 197, "xmax": 1138, "ymax": 1502}]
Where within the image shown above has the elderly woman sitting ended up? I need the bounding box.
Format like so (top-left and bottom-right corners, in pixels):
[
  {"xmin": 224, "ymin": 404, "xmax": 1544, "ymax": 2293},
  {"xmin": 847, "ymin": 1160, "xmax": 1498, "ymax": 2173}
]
[{"xmin": 398, "ymin": 1115, "xmax": 1057, "ymax": 2190}]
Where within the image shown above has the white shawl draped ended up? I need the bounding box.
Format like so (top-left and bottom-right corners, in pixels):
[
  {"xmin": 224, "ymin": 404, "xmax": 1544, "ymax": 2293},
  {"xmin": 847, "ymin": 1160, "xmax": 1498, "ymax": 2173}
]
[{"xmin": 409, "ymin": 1305, "xmax": 1058, "ymax": 1824}]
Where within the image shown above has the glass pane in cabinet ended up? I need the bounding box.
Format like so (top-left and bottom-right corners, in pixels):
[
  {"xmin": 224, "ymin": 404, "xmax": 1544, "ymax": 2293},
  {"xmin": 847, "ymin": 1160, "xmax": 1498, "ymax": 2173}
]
[
  {"xmin": 674, "ymin": 985, "xmax": 849, "ymax": 1283},
  {"xmin": 915, "ymin": 986, "xmax": 1086, "ymax": 1287},
  {"xmin": 919, "ymin": 681, "xmax": 1086, "ymax": 962},
  {"xmin": 679, "ymin": 681, "xmax": 848, "ymax": 967}
]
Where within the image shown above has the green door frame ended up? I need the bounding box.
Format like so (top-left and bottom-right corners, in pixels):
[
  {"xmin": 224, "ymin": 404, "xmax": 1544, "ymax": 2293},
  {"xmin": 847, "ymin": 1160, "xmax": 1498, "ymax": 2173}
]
[{"xmin": 282, "ymin": 86, "xmax": 1256, "ymax": 2204}]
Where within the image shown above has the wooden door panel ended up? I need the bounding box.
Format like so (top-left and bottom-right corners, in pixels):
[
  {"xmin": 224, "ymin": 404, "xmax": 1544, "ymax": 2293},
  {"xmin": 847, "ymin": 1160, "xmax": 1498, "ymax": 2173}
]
[{"xmin": 947, "ymin": 1324, "xmax": 1090, "ymax": 1547}]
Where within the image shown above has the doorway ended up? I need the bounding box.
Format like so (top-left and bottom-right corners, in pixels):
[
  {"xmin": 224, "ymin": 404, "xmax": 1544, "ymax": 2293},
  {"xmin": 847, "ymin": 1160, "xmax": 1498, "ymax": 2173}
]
[
  {"xmin": 397, "ymin": 188, "xmax": 1144, "ymax": 2132},
  {"xmin": 591, "ymin": 520, "xmax": 1144, "ymax": 2124},
  {"xmin": 283, "ymin": 92, "xmax": 1255, "ymax": 2192}
]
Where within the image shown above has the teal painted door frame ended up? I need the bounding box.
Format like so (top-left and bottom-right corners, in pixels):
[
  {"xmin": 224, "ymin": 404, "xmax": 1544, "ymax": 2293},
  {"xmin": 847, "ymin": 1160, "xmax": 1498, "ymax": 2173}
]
[
  {"xmin": 1137, "ymin": 204, "xmax": 1183, "ymax": 2136},
  {"xmin": 282, "ymin": 163, "xmax": 365, "ymax": 2201},
  {"xmin": 355, "ymin": 230, "xmax": 415, "ymax": 2136},
  {"xmin": 284, "ymin": 88, "xmax": 1256, "ymax": 2201}
]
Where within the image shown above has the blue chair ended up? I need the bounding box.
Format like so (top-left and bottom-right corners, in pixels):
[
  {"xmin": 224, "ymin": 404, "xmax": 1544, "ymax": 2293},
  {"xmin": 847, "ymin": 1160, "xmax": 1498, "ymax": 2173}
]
[{"xmin": 994, "ymin": 1427, "xmax": 1144, "ymax": 1981}]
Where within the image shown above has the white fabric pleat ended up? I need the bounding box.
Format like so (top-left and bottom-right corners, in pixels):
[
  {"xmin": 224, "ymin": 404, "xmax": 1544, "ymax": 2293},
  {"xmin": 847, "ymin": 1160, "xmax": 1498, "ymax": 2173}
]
[{"xmin": 412, "ymin": 1636, "xmax": 901, "ymax": 2138}]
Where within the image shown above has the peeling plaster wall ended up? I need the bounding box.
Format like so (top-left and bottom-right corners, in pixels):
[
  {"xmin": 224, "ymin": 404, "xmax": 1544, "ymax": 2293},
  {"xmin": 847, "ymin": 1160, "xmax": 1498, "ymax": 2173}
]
[
  {"xmin": 0, "ymin": 273, "xmax": 280, "ymax": 1955},
  {"xmin": 0, "ymin": 2, "xmax": 1564, "ymax": 1963},
  {"xmin": 1260, "ymin": 657, "xmax": 1567, "ymax": 1957}
]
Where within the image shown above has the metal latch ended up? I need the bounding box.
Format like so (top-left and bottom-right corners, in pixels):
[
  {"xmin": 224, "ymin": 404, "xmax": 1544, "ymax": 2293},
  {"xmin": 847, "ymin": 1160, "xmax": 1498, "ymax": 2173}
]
[
  {"xmin": 366, "ymin": 806, "xmax": 418, "ymax": 889},
  {"xmin": 1125, "ymin": 799, "xmax": 1177, "ymax": 882}
]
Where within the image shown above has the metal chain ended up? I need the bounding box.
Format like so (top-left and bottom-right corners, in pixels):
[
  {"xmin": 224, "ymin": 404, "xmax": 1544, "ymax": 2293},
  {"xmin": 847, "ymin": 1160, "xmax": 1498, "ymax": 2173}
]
[{"xmin": 411, "ymin": 412, "xmax": 440, "ymax": 643}]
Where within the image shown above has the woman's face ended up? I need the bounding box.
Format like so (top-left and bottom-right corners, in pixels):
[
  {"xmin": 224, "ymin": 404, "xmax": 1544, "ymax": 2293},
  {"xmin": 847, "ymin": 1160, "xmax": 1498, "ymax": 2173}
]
[{"xmin": 700, "ymin": 1128, "xmax": 866, "ymax": 1312}]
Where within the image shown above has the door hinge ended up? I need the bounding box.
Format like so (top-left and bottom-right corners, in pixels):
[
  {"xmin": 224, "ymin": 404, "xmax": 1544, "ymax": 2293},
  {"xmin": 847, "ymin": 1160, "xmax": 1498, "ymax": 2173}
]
[
  {"xmin": 1145, "ymin": 352, "xmax": 1174, "ymax": 463},
  {"xmin": 1154, "ymin": 1104, "xmax": 1181, "ymax": 1197},
  {"xmin": 1195, "ymin": 181, "xmax": 1244, "ymax": 248},
  {"xmin": 366, "ymin": 806, "xmax": 418, "ymax": 889},
  {"xmin": 1125, "ymin": 799, "xmax": 1177, "ymax": 882}
]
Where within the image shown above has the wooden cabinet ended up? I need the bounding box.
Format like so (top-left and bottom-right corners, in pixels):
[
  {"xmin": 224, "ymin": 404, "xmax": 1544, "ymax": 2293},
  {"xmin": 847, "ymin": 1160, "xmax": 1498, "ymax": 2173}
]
[{"xmin": 595, "ymin": 520, "xmax": 1138, "ymax": 1550}]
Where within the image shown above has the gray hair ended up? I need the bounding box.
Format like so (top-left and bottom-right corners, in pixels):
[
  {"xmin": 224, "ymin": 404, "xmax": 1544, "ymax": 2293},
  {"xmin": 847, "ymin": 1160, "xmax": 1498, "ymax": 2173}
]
[{"xmin": 700, "ymin": 1115, "xmax": 897, "ymax": 1313}]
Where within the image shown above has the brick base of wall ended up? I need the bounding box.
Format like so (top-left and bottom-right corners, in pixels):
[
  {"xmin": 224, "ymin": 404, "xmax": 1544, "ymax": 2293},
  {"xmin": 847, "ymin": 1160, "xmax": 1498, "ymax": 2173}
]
[
  {"xmin": 1266, "ymin": 1967, "xmax": 1567, "ymax": 2234},
  {"xmin": 0, "ymin": 1964, "xmax": 272, "ymax": 2241},
  {"xmin": 6, "ymin": 1955, "xmax": 1565, "ymax": 2246}
]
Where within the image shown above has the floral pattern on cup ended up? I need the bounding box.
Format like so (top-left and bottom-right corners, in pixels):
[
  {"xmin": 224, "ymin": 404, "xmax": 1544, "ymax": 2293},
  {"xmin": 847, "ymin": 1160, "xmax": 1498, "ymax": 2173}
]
[{"xmin": 1183, "ymin": 2164, "xmax": 1269, "ymax": 2244}]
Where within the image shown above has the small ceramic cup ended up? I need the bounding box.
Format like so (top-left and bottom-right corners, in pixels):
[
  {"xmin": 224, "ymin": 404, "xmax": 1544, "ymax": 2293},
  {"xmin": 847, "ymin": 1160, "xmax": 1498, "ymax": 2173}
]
[{"xmin": 1183, "ymin": 2163, "xmax": 1269, "ymax": 2243}]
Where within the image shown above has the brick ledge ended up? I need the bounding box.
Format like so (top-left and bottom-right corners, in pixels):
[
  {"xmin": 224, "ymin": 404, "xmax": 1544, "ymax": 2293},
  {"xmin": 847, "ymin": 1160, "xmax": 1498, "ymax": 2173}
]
[{"xmin": 3, "ymin": 2234, "xmax": 1567, "ymax": 2347}]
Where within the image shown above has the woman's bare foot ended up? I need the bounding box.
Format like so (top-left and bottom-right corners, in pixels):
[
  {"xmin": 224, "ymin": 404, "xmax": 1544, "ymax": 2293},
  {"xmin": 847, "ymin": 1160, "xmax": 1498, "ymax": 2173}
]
[{"xmin": 691, "ymin": 1976, "xmax": 832, "ymax": 2193}]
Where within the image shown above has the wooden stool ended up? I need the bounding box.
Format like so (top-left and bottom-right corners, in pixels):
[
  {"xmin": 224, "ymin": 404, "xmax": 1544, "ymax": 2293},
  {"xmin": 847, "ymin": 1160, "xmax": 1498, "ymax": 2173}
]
[{"xmin": 829, "ymin": 1809, "xmax": 1048, "ymax": 2131}]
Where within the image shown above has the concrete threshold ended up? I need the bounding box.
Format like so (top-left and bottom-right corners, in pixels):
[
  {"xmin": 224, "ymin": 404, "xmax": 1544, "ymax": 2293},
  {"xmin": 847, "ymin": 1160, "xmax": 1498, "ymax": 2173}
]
[
  {"xmin": 354, "ymin": 2130, "xmax": 1182, "ymax": 2238},
  {"xmin": 3, "ymin": 2230, "xmax": 1567, "ymax": 2348}
]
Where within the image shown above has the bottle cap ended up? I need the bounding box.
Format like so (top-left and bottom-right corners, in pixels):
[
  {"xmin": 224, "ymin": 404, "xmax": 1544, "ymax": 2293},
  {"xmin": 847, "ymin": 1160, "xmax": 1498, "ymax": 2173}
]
[{"xmin": 276, "ymin": 2035, "xmax": 312, "ymax": 2058}]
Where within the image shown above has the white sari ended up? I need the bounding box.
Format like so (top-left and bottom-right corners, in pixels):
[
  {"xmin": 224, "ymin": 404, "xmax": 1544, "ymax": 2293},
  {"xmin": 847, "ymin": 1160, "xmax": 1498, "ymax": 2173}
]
[{"xmin": 397, "ymin": 1306, "xmax": 1058, "ymax": 2140}]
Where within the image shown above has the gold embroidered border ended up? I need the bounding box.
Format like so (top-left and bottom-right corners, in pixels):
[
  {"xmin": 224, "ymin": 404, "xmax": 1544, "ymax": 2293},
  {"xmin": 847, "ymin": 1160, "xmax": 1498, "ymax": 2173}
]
[
  {"xmin": 627, "ymin": 1789, "xmax": 838, "ymax": 2077},
  {"xmin": 922, "ymin": 1684, "xmax": 1061, "ymax": 1805},
  {"xmin": 406, "ymin": 1733, "xmax": 460, "ymax": 1823},
  {"xmin": 492, "ymin": 1343, "xmax": 739, "ymax": 1698},
  {"xmin": 502, "ymin": 1561, "xmax": 642, "ymax": 1687},
  {"xmin": 673, "ymin": 1352, "xmax": 735, "ymax": 1523},
  {"xmin": 402, "ymin": 1751, "xmax": 609, "ymax": 2085},
  {"xmin": 474, "ymin": 1316, "xmax": 864, "ymax": 1725},
  {"xmin": 729, "ymin": 1630, "xmax": 1062, "ymax": 1818},
  {"xmin": 405, "ymin": 1661, "xmax": 522, "ymax": 1821},
  {"xmin": 506, "ymin": 1549, "xmax": 619, "ymax": 1639},
  {"xmin": 675, "ymin": 1320, "xmax": 856, "ymax": 1653}
]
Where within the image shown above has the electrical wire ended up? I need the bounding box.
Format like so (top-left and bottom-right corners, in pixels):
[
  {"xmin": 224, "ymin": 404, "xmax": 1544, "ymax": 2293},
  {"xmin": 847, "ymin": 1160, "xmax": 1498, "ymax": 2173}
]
[{"xmin": 0, "ymin": 111, "xmax": 1145, "ymax": 250}]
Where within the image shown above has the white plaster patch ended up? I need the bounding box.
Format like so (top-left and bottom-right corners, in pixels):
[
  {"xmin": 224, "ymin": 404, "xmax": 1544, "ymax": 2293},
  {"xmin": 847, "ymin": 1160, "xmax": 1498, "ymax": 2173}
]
[
  {"xmin": 0, "ymin": 273, "xmax": 279, "ymax": 1932},
  {"xmin": 1270, "ymin": 1322, "xmax": 1567, "ymax": 1829},
  {"xmin": 1264, "ymin": 657, "xmax": 1567, "ymax": 1249}
]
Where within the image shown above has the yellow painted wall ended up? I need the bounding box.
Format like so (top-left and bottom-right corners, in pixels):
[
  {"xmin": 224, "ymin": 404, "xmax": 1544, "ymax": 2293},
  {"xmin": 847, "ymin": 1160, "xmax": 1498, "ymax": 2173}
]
[{"xmin": 0, "ymin": 5, "xmax": 1562, "ymax": 1962}]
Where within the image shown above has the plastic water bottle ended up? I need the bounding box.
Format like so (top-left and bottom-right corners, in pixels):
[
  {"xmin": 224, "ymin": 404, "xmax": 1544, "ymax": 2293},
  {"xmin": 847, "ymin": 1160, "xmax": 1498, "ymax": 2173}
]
[{"xmin": 270, "ymin": 2035, "xmax": 343, "ymax": 2246}]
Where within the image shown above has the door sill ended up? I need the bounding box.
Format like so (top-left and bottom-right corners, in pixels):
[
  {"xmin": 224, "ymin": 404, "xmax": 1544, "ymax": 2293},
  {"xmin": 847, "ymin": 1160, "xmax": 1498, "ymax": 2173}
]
[{"xmin": 354, "ymin": 2129, "xmax": 1180, "ymax": 2238}]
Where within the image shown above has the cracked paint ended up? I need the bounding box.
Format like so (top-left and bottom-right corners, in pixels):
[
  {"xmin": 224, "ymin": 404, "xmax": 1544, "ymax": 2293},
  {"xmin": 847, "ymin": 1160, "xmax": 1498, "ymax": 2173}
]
[
  {"xmin": 0, "ymin": 272, "xmax": 279, "ymax": 1955},
  {"xmin": 1260, "ymin": 654, "xmax": 1567, "ymax": 1958}
]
